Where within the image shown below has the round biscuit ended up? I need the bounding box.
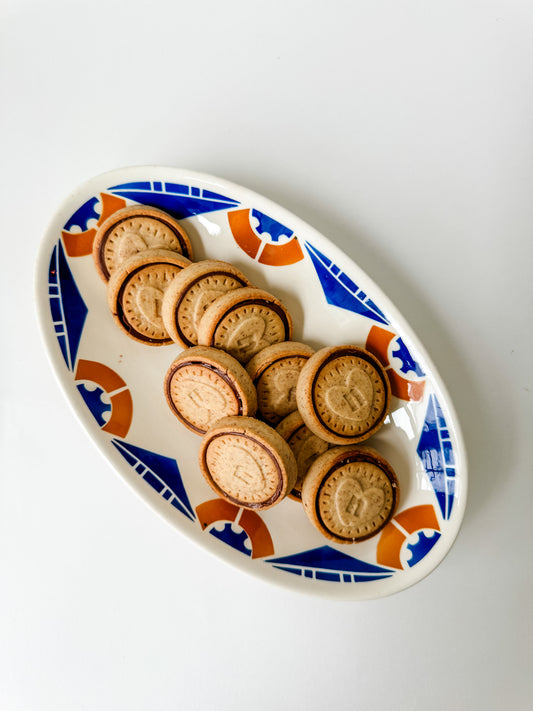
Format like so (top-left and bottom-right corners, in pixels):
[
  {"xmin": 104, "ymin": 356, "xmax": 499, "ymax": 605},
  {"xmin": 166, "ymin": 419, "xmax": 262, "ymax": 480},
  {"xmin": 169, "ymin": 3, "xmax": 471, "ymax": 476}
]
[
  {"xmin": 93, "ymin": 205, "xmax": 193, "ymax": 281},
  {"xmin": 196, "ymin": 287, "xmax": 293, "ymax": 364},
  {"xmin": 296, "ymin": 345, "xmax": 391, "ymax": 444},
  {"xmin": 162, "ymin": 260, "xmax": 251, "ymax": 348},
  {"xmin": 106, "ymin": 248, "xmax": 191, "ymax": 345},
  {"xmin": 301, "ymin": 445, "xmax": 399, "ymax": 543},
  {"xmin": 199, "ymin": 416, "xmax": 297, "ymax": 510},
  {"xmin": 246, "ymin": 341, "xmax": 314, "ymax": 425},
  {"xmin": 164, "ymin": 346, "xmax": 257, "ymax": 435}
]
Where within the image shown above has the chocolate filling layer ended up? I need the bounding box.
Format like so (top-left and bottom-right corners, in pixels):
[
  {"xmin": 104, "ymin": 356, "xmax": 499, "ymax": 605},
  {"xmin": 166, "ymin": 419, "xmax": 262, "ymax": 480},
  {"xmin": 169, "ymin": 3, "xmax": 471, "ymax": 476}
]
[{"xmin": 116, "ymin": 262, "xmax": 176, "ymax": 344}]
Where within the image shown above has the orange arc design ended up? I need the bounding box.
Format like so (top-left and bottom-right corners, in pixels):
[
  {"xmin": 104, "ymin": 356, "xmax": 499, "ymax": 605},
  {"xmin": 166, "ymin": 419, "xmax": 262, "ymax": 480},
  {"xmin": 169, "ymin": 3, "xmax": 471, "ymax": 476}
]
[
  {"xmin": 62, "ymin": 192, "xmax": 127, "ymax": 257},
  {"xmin": 365, "ymin": 325, "xmax": 395, "ymax": 367},
  {"xmin": 195, "ymin": 498, "xmax": 274, "ymax": 559},
  {"xmin": 228, "ymin": 208, "xmax": 304, "ymax": 266},
  {"xmin": 74, "ymin": 359, "xmax": 133, "ymax": 438},
  {"xmin": 365, "ymin": 325, "xmax": 426, "ymax": 402},
  {"xmin": 75, "ymin": 359, "xmax": 127, "ymax": 392},
  {"xmin": 258, "ymin": 236, "xmax": 303, "ymax": 266},
  {"xmin": 376, "ymin": 504, "xmax": 441, "ymax": 570},
  {"xmin": 101, "ymin": 390, "xmax": 134, "ymax": 438},
  {"xmin": 227, "ymin": 209, "xmax": 261, "ymax": 259}
]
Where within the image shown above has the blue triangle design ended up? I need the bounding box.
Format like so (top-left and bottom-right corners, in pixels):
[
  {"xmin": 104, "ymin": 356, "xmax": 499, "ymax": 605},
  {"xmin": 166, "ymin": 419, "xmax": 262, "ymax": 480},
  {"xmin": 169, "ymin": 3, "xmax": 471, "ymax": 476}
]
[
  {"xmin": 111, "ymin": 440, "xmax": 195, "ymax": 521},
  {"xmin": 108, "ymin": 181, "xmax": 239, "ymax": 220},
  {"xmin": 305, "ymin": 242, "xmax": 389, "ymax": 325},
  {"xmin": 48, "ymin": 240, "xmax": 88, "ymax": 371},
  {"xmin": 416, "ymin": 394, "xmax": 455, "ymax": 520},
  {"xmin": 267, "ymin": 545, "xmax": 393, "ymax": 575}
]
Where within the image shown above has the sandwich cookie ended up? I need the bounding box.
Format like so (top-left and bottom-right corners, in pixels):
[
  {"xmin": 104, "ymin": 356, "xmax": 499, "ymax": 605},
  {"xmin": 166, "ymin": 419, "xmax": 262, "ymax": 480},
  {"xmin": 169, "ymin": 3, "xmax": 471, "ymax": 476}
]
[
  {"xmin": 296, "ymin": 345, "xmax": 390, "ymax": 444},
  {"xmin": 276, "ymin": 411, "xmax": 330, "ymax": 501},
  {"xmin": 162, "ymin": 260, "xmax": 251, "ymax": 348},
  {"xmin": 199, "ymin": 416, "xmax": 297, "ymax": 510},
  {"xmin": 246, "ymin": 341, "xmax": 314, "ymax": 425},
  {"xmin": 107, "ymin": 248, "xmax": 191, "ymax": 345},
  {"xmin": 301, "ymin": 445, "xmax": 399, "ymax": 543},
  {"xmin": 93, "ymin": 205, "xmax": 193, "ymax": 282},
  {"xmin": 197, "ymin": 287, "xmax": 293, "ymax": 364},
  {"xmin": 164, "ymin": 346, "xmax": 257, "ymax": 435}
]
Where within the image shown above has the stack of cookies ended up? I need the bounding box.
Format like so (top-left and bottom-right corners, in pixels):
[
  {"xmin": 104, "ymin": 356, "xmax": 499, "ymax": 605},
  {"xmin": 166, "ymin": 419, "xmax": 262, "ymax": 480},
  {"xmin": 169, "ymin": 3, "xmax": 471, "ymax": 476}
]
[{"xmin": 93, "ymin": 205, "xmax": 400, "ymax": 544}]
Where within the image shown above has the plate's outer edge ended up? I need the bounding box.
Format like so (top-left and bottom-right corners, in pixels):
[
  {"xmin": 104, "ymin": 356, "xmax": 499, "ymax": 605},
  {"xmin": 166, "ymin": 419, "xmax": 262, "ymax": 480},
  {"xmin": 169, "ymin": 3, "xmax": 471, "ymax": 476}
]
[{"xmin": 35, "ymin": 166, "xmax": 468, "ymax": 601}]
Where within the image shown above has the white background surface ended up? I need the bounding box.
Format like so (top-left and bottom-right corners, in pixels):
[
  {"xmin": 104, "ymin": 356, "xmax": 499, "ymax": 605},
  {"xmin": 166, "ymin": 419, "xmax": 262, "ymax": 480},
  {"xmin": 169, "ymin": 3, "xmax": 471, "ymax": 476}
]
[{"xmin": 1, "ymin": 1, "xmax": 532, "ymax": 709}]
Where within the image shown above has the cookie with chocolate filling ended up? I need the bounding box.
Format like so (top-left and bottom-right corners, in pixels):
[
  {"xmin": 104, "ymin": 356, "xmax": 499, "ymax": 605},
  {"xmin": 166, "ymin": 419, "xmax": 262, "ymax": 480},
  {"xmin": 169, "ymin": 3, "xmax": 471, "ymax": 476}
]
[
  {"xmin": 246, "ymin": 341, "xmax": 314, "ymax": 426},
  {"xmin": 301, "ymin": 445, "xmax": 399, "ymax": 543},
  {"xmin": 164, "ymin": 346, "xmax": 257, "ymax": 435},
  {"xmin": 162, "ymin": 260, "xmax": 251, "ymax": 348},
  {"xmin": 93, "ymin": 205, "xmax": 193, "ymax": 281},
  {"xmin": 106, "ymin": 248, "xmax": 191, "ymax": 345},
  {"xmin": 296, "ymin": 345, "xmax": 390, "ymax": 444},
  {"xmin": 196, "ymin": 287, "xmax": 293, "ymax": 364},
  {"xmin": 199, "ymin": 416, "xmax": 297, "ymax": 510}
]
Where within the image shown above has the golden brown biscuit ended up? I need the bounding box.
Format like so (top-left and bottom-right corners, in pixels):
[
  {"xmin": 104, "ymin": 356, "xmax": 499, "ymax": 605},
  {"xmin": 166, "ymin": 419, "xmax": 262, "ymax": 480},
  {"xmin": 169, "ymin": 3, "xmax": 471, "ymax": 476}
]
[
  {"xmin": 301, "ymin": 445, "xmax": 399, "ymax": 543},
  {"xmin": 196, "ymin": 287, "xmax": 293, "ymax": 364},
  {"xmin": 162, "ymin": 260, "xmax": 251, "ymax": 348},
  {"xmin": 276, "ymin": 411, "xmax": 331, "ymax": 501},
  {"xmin": 93, "ymin": 205, "xmax": 193, "ymax": 281},
  {"xmin": 246, "ymin": 341, "xmax": 314, "ymax": 425},
  {"xmin": 199, "ymin": 416, "xmax": 297, "ymax": 510},
  {"xmin": 296, "ymin": 345, "xmax": 390, "ymax": 444},
  {"xmin": 106, "ymin": 248, "xmax": 191, "ymax": 345},
  {"xmin": 164, "ymin": 346, "xmax": 257, "ymax": 435}
]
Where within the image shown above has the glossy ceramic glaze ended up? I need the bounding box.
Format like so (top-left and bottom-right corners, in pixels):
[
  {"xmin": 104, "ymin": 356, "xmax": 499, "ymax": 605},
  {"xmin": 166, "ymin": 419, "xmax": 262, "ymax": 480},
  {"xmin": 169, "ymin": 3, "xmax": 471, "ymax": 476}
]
[{"xmin": 35, "ymin": 167, "xmax": 467, "ymax": 600}]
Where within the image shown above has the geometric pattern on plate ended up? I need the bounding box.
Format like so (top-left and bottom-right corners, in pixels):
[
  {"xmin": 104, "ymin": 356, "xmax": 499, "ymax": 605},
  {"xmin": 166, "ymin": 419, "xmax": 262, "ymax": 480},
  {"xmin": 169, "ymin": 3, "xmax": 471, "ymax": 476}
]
[
  {"xmin": 227, "ymin": 208, "xmax": 304, "ymax": 266},
  {"xmin": 365, "ymin": 325, "xmax": 426, "ymax": 401},
  {"xmin": 416, "ymin": 394, "xmax": 456, "ymax": 520},
  {"xmin": 195, "ymin": 499, "xmax": 274, "ymax": 559},
  {"xmin": 48, "ymin": 240, "xmax": 88, "ymax": 370},
  {"xmin": 111, "ymin": 440, "xmax": 195, "ymax": 522},
  {"xmin": 376, "ymin": 504, "xmax": 441, "ymax": 570},
  {"xmin": 304, "ymin": 241, "xmax": 389, "ymax": 325},
  {"xmin": 107, "ymin": 180, "xmax": 240, "ymax": 219},
  {"xmin": 74, "ymin": 359, "xmax": 133, "ymax": 438},
  {"xmin": 267, "ymin": 545, "xmax": 394, "ymax": 582}
]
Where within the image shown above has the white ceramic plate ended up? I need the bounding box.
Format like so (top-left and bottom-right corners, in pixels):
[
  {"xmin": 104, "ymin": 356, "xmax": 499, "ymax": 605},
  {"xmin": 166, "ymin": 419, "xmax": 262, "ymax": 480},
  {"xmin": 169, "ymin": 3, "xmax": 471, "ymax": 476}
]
[{"xmin": 35, "ymin": 166, "xmax": 467, "ymax": 600}]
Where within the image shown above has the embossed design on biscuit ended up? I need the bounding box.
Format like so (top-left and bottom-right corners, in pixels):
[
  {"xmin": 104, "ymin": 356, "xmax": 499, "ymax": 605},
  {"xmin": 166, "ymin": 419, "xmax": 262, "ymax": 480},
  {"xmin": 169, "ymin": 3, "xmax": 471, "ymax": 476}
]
[
  {"xmin": 120, "ymin": 264, "xmax": 181, "ymax": 340},
  {"xmin": 314, "ymin": 356, "xmax": 386, "ymax": 436},
  {"xmin": 215, "ymin": 306, "xmax": 288, "ymax": 363},
  {"xmin": 324, "ymin": 367, "xmax": 373, "ymax": 422},
  {"xmin": 205, "ymin": 434, "xmax": 280, "ymax": 505},
  {"xmin": 94, "ymin": 206, "xmax": 192, "ymax": 281},
  {"xmin": 318, "ymin": 462, "xmax": 394, "ymax": 540},
  {"xmin": 168, "ymin": 365, "xmax": 237, "ymax": 432},
  {"xmin": 335, "ymin": 475, "xmax": 386, "ymax": 527},
  {"xmin": 197, "ymin": 288, "xmax": 292, "ymax": 364},
  {"xmin": 164, "ymin": 347, "xmax": 257, "ymax": 434},
  {"xmin": 164, "ymin": 264, "xmax": 252, "ymax": 348},
  {"xmin": 105, "ymin": 217, "xmax": 184, "ymax": 277},
  {"xmin": 192, "ymin": 288, "xmax": 226, "ymax": 330}
]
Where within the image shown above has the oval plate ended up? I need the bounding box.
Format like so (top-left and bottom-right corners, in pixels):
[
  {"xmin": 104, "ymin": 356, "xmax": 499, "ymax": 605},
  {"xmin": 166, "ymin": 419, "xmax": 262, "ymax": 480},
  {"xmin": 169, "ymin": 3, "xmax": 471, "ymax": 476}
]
[{"xmin": 35, "ymin": 167, "xmax": 467, "ymax": 600}]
